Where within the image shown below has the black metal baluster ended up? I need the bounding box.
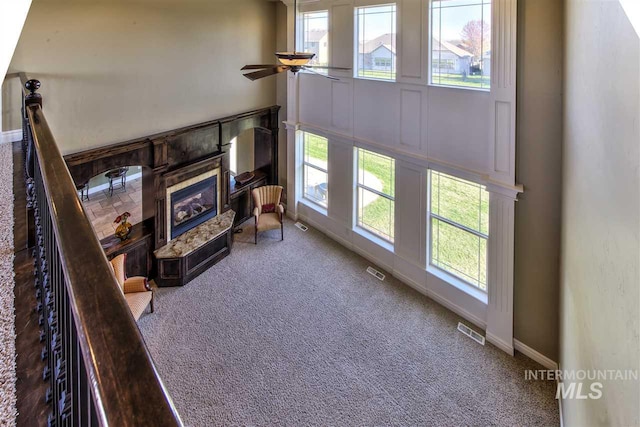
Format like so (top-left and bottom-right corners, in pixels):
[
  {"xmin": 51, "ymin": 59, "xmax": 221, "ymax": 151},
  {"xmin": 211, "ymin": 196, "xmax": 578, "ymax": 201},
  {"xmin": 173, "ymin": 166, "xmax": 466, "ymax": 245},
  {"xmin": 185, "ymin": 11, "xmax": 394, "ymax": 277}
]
[{"xmin": 23, "ymin": 76, "xmax": 182, "ymax": 427}]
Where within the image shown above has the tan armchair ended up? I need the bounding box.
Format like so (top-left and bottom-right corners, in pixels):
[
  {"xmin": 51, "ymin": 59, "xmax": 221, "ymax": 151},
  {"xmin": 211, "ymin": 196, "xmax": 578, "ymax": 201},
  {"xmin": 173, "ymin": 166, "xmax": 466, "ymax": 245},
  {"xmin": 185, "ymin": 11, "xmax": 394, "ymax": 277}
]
[
  {"xmin": 252, "ymin": 185, "xmax": 284, "ymax": 244},
  {"xmin": 109, "ymin": 254, "xmax": 154, "ymax": 321}
]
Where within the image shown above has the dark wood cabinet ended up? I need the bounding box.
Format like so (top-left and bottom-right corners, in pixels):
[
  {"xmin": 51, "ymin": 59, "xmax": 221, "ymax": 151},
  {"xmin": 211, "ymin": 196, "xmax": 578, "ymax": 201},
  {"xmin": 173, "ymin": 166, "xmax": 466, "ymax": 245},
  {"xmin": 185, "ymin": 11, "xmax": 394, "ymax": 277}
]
[
  {"xmin": 229, "ymin": 170, "xmax": 268, "ymax": 227},
  {"xmin": 101, "ymin": 220, "xmax": 154, "ymax": 277}
]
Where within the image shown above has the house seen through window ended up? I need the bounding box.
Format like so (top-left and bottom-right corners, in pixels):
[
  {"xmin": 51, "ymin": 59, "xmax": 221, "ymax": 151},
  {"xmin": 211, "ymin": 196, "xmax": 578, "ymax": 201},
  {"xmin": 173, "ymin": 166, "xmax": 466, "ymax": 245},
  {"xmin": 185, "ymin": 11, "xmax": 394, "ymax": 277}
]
[
  {"xmin": 302, "ymin": 132, "xmax": 329, "ymax": 208},
  {"xmin": 356, "ymin": 148, "xmax": 395, "ymax": 243},
  {"xmin": 431, "ymin": 0, "xmax": 491, "ymax": 90},
  {"xmin": 356, "ymin": 4, "xmax": 397, "ymax": 81},
  {"xmin": 303, "ymin": 11, "xmax": 329, "ymax": 71},
  {"xmin": 429, "ymin": 170, "xmax": 489, "ymax": 290}
]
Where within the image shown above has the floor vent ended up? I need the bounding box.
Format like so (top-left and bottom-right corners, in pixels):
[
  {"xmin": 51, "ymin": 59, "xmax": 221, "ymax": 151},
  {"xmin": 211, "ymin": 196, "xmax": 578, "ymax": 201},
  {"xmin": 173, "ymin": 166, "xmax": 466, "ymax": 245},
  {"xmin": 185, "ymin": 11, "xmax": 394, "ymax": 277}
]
[
  {"xmin": 366, "ymin": 266, "xmax": 385, "ymax": 281},
  {"xmin": 295, "ymin": 222, "xmax": 308, "ymax": 232},
  {"xmin": 457, "ymin": 322, "xmax": 485, "ymax": 345}
]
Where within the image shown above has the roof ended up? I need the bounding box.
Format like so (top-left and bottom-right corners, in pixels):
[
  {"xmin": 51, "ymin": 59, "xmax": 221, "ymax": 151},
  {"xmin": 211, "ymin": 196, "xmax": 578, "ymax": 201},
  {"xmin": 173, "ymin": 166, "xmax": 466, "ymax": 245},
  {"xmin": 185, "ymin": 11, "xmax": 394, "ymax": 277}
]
[
  {"xmin": 432, "ymin": 37, "xmax": 473, "ymax": 58},
  {"xmin": 359, "ymin": 33, "xmax": 396, "ymax": 55},
  {"xmin": 306, "ymin": 29, "xmax": 328, "ymax": 43}
]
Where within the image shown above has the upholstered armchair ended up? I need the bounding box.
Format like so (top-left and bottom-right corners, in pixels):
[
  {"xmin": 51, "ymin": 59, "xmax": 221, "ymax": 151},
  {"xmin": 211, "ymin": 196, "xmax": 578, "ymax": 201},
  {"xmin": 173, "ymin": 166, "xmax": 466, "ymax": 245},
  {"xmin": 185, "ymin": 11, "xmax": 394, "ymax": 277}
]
[
  {"xmin": 109, "ymin": 254, "xmax": 154, "ymax": 321},
  {"xmin": 252, "ymin": 185, "xmax": 284, "ymax": 244}
]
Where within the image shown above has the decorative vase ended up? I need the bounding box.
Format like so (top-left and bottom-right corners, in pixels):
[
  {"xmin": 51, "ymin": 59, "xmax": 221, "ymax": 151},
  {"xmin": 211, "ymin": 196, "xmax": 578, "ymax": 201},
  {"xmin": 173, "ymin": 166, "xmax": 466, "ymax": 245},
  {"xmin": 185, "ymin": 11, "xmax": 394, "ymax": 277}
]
[{"xmin": 114, "ymin": 211, "xmax": 132, "ymax": 241}]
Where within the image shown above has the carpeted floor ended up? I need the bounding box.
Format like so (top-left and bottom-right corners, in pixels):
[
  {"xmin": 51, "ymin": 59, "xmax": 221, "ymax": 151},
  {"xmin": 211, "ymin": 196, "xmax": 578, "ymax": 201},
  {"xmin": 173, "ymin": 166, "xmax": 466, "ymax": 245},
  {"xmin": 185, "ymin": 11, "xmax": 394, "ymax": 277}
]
[
  {"xmin": 0, "ymin": 141, "xmax": 16, "ymax": 426},
  {"xmin": 139, "ymin": 221, "xmax": 560, "ymax": 426}
]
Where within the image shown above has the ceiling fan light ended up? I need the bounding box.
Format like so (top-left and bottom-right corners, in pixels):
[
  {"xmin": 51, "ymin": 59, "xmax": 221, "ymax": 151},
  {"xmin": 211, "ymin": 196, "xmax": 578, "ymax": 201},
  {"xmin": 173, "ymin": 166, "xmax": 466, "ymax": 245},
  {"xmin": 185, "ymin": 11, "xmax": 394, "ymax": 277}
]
[{"xmin": 275, "ymin": 52, "xmax": 315, "ymax": 66}]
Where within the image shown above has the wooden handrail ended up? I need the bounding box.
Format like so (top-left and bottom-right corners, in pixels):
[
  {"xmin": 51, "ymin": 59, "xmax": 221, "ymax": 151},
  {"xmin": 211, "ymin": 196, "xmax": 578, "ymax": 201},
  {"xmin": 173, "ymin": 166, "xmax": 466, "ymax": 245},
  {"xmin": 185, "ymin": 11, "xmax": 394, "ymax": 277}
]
[{"xmin": 22, "ymin": 76, "xmax": 183, "ymax": 426}]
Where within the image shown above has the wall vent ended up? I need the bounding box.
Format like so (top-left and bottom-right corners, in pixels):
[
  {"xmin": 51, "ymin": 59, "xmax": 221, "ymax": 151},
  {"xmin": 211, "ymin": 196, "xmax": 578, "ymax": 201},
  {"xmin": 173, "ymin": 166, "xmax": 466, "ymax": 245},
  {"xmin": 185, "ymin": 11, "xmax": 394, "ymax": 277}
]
[
  {"xmin": 457, "ymin": 322, "xmax": 485, "ymax": 345},
  {"xmin": 366, "ymin": 266, "xmax": 385, "ymax": 281},
  {"xmin": 295, "ymin": 222, "xmax": 308, "ymax": 232}
]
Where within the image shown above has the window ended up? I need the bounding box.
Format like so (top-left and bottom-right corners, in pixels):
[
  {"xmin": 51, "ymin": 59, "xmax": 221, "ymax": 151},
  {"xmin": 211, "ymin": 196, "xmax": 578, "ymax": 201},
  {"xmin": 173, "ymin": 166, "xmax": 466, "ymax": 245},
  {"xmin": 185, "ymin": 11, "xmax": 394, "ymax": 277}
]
[
  {"xmin": 302, "ymin": 132, "xmax": 329, "ymax": 208},
  {"xmin": 374, "ymin": 57, "xmax": 392, "ymax": 68},
  {"xmin": 430, "ymin": 0, "xmax": 491, "ymax": 90},
  {"xmin": 429, "ymin": 170, "xmax": 489, "ymax": 290},
  {"xmin": 303, "ymin": 11, "xmax": 329, "ymax": 70},
  {"xmin": 356, "ymin": 4, "xmax": 397, "ymax": 81},
  {"xmin": 356, "ymin": 148, "xmax": 395, "ymax": 242}
]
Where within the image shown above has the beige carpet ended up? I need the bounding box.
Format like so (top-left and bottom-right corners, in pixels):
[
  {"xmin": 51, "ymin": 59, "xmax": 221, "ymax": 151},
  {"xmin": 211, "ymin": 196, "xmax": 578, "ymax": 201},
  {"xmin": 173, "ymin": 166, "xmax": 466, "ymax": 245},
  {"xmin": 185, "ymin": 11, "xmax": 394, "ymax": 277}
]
[
  {"xmin": 0, "ymin": 141, "xmax": 16, "ymax": 426},
  {"xmin": 139, "ymin": 221, "xmax": 560, "ymax": 426}
]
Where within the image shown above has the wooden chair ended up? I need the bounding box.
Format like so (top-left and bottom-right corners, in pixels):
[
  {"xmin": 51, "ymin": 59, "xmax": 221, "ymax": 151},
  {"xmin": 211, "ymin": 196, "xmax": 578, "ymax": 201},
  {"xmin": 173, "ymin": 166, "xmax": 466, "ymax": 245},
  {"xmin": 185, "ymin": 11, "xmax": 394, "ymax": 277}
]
[
  {"xmin": 109, "ymin": 254, "xmax": 154, "ymax": 321},
  {"xmin": 252, "ymin": 185, "xmax": 284, "ymax": 244}
]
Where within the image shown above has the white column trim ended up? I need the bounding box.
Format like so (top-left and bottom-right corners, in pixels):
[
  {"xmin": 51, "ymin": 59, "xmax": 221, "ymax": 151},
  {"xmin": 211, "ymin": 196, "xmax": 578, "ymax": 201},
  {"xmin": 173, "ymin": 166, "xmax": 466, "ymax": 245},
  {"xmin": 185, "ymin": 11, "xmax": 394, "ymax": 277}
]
[
  {"xmin": 485, "ymin": 190, "xmax": 516, "ymax": 355},
  {"xmin": 488, "ymin": 0, "xmax": 517, "ymax": 187}
]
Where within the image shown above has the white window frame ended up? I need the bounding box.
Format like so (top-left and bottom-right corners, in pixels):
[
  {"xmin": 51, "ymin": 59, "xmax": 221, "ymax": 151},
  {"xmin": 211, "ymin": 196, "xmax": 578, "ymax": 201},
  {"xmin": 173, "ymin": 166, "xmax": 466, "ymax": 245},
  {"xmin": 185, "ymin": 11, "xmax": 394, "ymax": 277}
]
[
  {"xmin": 355, "ymin": 147, "xmax": 395, "ymax": 244},
  {"xmin": 354, "ymin": 3, "xmax": 397, "ymax": 82},
  {"xmin": 427, "ymin": 169, "xmax": 489, "ymax": 292},
  {"xmin": 301, "ymin": 10, "xmax": 330, "ymax": 73},
  {"xmin": 428, "ymin": 0, "xmax": 492, "ymax": 91},
  {"xmin": 302, "ymin": 132, "xmax": 329, "ymax": 209}
]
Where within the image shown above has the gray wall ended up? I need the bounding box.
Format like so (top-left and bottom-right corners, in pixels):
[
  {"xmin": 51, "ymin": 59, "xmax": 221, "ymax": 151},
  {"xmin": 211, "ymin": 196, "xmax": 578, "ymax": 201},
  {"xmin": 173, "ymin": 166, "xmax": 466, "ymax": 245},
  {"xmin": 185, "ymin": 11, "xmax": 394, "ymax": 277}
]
[
  {"xmin": 3, "ymin": 0, "xmax": 277, "ymax": 154},
  {"xmin": 514, "ymin": 0, "xmax": 563, "ymax": 361},
  {"xmin": 562, "ymin": 0, "xmax": 639, "ymax": 425}
]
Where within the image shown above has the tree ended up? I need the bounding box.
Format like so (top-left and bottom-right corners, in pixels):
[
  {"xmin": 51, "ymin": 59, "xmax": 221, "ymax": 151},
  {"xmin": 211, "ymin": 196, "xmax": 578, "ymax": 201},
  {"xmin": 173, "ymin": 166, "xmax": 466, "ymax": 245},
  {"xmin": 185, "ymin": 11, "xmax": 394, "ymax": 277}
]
[{"xmin": 460, "ymin": 20, "xmax": 490, "ymax": 60}]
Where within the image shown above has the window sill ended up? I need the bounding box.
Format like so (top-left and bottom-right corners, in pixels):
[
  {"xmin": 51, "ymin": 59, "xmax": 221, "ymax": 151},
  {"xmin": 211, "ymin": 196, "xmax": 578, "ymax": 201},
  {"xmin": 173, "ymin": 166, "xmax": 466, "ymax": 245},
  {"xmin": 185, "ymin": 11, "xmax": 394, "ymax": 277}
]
[
  {"xmin": 299, "ymin": 198, "xmax": 328, "ymax": 216},
  {"xmin": 354, "ymin": 75, "xmax": 396, "ymax": 83},
  {"xmin": 427, "ymin": 266, "xmax": 488, "ymax": 305},
  {"xmin": 427, "ymin": 83, "xmax": 491, "ymax": 93},
  {"xmin": 353, "ymin": 226, "xmax": 394, "ymax": 252}
]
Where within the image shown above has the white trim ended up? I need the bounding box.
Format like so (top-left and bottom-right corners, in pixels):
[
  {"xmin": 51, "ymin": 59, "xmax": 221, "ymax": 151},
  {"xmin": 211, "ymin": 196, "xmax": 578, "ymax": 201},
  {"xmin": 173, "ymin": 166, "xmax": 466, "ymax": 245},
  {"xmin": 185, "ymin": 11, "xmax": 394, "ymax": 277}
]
[
  {"xmin": 427, "ymin": 266, "xmax": 488, "ymax": 304},
  {"xmin": 297, "ymin": 121, "xmax": 524, "ymax": 196},
  {"xmin": 1, "ymin": 129, "xmax": 22, "ymax": 144},
  {"xmin": 513, "ymin": 339, "xmax": 558, "ymax": 370},
  {"xmin": 557, "ymin": 367, "xmax": 564, "ymax": 427},
  {"xmin": 422, "ymin": 277, "xmax": 487, "ymax": 330},
  {"xmin": 486, "ymin": 331, "xmax": 514, "ymax": 355}
]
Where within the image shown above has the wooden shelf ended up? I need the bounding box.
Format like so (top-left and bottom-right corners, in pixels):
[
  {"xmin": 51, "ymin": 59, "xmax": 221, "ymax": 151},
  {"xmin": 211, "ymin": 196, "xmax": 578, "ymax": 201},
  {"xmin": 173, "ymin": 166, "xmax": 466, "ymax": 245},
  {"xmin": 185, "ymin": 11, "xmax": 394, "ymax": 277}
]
[{"xmin": 100, "ymin": 219, "xmax": 154, "ymax": 277}]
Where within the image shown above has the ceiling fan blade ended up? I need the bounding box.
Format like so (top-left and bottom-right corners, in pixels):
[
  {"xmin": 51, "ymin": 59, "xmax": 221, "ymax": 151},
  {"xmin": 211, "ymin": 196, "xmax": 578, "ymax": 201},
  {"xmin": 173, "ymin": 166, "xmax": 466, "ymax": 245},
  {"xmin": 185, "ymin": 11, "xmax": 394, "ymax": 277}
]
[
  {"xmin": 301, "ymin": 67, "xmax": 339, "ymax": 80},
  {"xmin": 243, "ymin": 66, "xmax": 289, "ymax": 81},
  {"xmin": 241, "ymin": 64, "xmax": 279, "ymax": 70},
  {"xmin": 305, "ymin": 65, "xmax": 352, "ymax": 71}
]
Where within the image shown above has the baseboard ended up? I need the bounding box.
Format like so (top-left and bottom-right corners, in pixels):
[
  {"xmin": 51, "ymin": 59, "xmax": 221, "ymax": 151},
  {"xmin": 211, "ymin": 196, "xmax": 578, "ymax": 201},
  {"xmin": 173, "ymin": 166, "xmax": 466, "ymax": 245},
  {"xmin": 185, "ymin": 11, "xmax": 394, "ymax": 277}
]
[
  {"xmin": 513, "ymin": 338, "xmax": 558, "ymax": 369},
  {"xmin": 1, "ymin": 129, "xmax": 22, "ymax": 144},
  {"xmin": 424, "ymin": 285, "xmax": 487, "ymax": 331},
  {"xmin": 486, "ymin": 331, "xmax": 514, "ymax": 355},
  {"xmin": 86, "ymin": 172, "xmax": 142, "ymax": 195}
]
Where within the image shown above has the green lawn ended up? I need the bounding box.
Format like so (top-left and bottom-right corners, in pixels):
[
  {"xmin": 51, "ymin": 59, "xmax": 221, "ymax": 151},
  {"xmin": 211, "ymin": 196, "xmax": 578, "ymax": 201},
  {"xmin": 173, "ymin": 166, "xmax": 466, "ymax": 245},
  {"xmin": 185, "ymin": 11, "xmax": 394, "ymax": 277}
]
[
  {"xmin": 355, "ymin": 70, "xmax": 490, "ymax": 90},
  {"xmin": 431, "ymin": 172, "xmax": 489, "ymax": 290},
  {"xmin": 304, "ymin": 133, "xmax": 328, "ymax": 163},
  {"xmin": 432, "ymin": 72, "xmax": 490, "ymax": 89},
  {"xmin": 304, "ymin": 137, "xmax": 489, "ymax": 290},
  {"xmin": 357, "ymin": 69, "xmax": 396, "ymax": 81}
]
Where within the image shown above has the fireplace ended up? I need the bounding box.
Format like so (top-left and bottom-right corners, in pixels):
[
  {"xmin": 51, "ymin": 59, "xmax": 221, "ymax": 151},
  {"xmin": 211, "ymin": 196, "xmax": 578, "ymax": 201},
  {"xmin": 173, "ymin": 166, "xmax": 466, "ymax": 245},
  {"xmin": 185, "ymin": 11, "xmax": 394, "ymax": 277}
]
[{"xmin": 166, "ymin": 169, "xmax": 220, "ymax": 240}]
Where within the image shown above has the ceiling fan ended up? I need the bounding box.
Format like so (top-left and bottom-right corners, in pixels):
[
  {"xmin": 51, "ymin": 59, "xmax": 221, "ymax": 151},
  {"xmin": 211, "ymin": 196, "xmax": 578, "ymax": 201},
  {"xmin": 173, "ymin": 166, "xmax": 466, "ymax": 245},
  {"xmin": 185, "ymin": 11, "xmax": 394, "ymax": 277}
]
[{"xmin": 241, "ymin": 0, "xmax": 351, "ymax": 81}]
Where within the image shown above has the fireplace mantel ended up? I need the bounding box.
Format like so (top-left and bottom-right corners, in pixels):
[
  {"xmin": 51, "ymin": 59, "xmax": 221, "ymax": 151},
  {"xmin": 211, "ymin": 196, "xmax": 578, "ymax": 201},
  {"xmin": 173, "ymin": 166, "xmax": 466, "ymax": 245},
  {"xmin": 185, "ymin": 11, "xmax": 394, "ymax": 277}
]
[
  {"xmin": 157, "ymin": 154, "xmax": 227, "ymax": 247},
  {"xmin": 63, "ymin": 105, "xmax": 280, "ymax": 284}
]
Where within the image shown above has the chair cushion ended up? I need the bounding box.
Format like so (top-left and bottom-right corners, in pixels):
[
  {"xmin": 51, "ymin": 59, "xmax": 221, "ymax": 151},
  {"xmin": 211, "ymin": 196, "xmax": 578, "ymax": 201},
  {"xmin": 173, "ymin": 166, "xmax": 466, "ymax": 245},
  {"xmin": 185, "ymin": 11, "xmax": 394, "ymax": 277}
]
[
  {"xmin": 257, "ymin": 212, "xmax": 281, "ymax": 231},
  {"xmin": 262, "ymin": 203, "xmax": 275, "ymax": 213},
  {"xmin": 125, "ymin": 291, "xmax": 152, "ymax": 321}
]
